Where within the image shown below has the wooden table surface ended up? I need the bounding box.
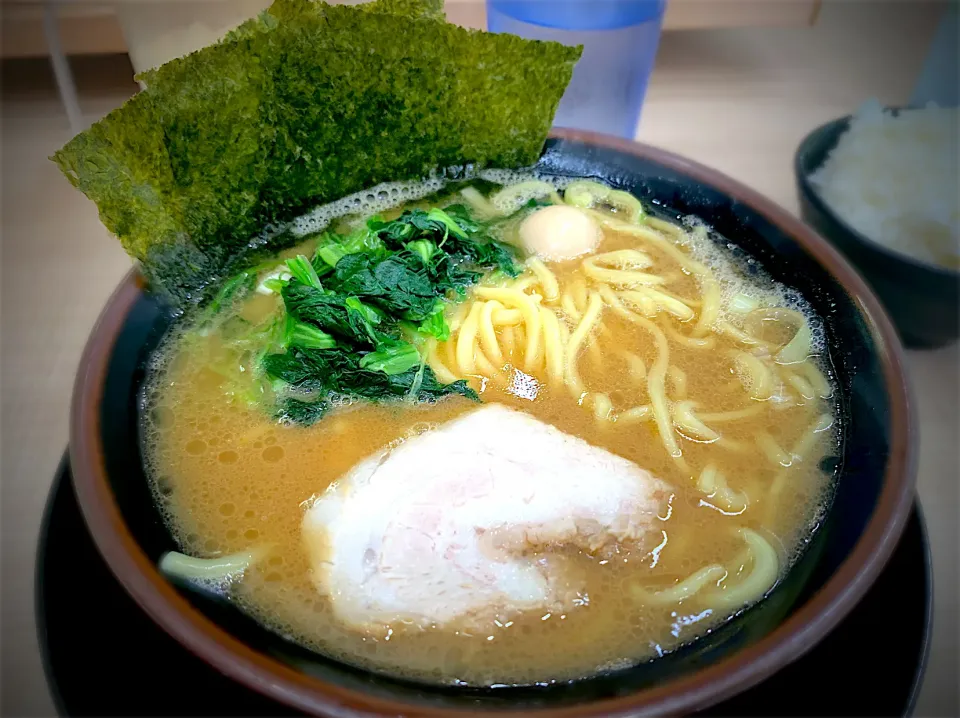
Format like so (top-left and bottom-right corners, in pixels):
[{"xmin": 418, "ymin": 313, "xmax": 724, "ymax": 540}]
[{"xmin": 1, "ymin": 2, "xmax": 956, "ymax": 715}]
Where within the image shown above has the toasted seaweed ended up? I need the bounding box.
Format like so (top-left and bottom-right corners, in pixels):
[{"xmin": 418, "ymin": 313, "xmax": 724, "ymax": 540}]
[{"xmin": 51, "ymin": 0, "xmax": 580, "ymax": 306}]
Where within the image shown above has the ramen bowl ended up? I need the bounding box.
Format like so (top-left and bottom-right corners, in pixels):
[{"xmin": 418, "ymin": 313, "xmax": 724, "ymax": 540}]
[
  {"xmin": 795, "ymin": 114, "xmax": 960, "ymax": 349},
  {"xmin": 70, "ymin": 130, "xmax": 915, "ymax": 717}
]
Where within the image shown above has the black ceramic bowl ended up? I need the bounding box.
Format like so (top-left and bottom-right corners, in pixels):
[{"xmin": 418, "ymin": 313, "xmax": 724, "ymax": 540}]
[
  {"xmin": 70, "ymin": 130, "xmax": 916, "ymax": 716},
  {"xmin": 795, "ymin": 114, "xmax": 960, "ymax": 349}
]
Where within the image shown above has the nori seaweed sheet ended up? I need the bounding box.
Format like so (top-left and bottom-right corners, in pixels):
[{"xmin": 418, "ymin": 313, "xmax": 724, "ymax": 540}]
[{"xmin": 52, "ymin": 0, "xmax": 580, "ymax": 306}]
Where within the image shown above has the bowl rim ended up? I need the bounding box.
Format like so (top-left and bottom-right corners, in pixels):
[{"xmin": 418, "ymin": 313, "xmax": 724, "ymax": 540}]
[
  {"xmin": 794, "ymin": 113, "xmax": 960, "ymax": 281},
  {"xmin": 70, "ymin": 128, "xmax": 917, "ymax": 717}
]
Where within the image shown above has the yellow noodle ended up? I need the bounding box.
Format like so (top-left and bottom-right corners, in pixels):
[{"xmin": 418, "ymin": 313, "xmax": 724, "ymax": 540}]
[
  {"xmin": 717, "ymin": 437, "xmax": 750, "ymax": 453},
  {"xmin": 447, "ymin": 301, "xmax": 472, "ymax": 333},
  {"xmin": 767, "ymin": 414, "xmax": 835, "ymax": 520},
  {"xmin": 783, "ymin": 369, "xmax": 816, "ymax": 400},
  {"xmin": 756, "ymin": 431, "xmax": 791, "ymax": 467},
  {"xmin": 590, "ymin": 249, "xmax": 654, "ymax": 268},
  {"xmin": 771, "ymin": 394, "xmax": 799, "ymax": 411},
  {"xmin": 718, "ymin": 320, "xmax": 775, "ymax": 349},
  {"xmin": 655, "ymin": 286, "xmax": 702, "ymax": 308},
  {"xmin": 774, "ymin": 319, "xmax": 813, "ymax": 365},
  {"xmin": 459, "ymin": 185, "xmax": 498, "ymax": 217},
  {"xmin": 635, "ymin": 315, "xmax": 683, "ymax": 460},
  {"xmin": 645, "ymin": 216, "xmax": 684, "ymax": 238},
  {"xmin": 693, "ymin": 276, "xmax": 721, "ymax": 337},
  {"xmin": 673, "ymin": 401, "xmax": 719, "ymax": 442},
  {"xmin": 426, "ymin": 343, "xmax": 460, "ymax": 384},
  {"xmin": 668, "ymin": 366, "xmax": 688, "ymax": 399},
  {"xmin": 587, "ymin": 331, "xmax": 603, "ymax": 370},
  {"xmin": 460, "ymin": 187, "xmax": 500, "ymax": 217},
  {"xmin": 663, "ymin": 271, "xmax": 688, "ymax": 285},
  {"xmin": 514, "ymin": 324, "xmax": 527, "ymax": 358},
  {"xmin": 650, "ymin": 289, "xmax": 696, "ymax": 321},
  {"xmin": 597, "ymin": 284, "xmax": 649, "ymax": 325},
  {"xmin": 539, "ymin": 306, "xmax": 565, "ymax": 385},
  {"xmin": 619, "ymin": 405, "xmax": 653, "ymax": 423},
  {"xmin": 564, "ymin": 292, "xmax": 604, "ymax": 395},
  {"xmin": 560, "ymin": 293, "xmax": 581, "ymax": 321},
  {"xmin": 475, "ymin": 287, "xmax": 542, "ymax": 373},
  {"xmin": 621, "ymin": 289, "xmax": 694, "ymax": 322},
  {"xmin": 697, "ymin": 465, "xmax": 748, "ymax": 513},
  {"xmin": 512, "ymin": 275, "xmax": 540, "ymax": 293},
  {"xmin": 619, "ymin": 351, "xmax": 647, "ymax": 382},
  {"xmin": 455, "ymin": 302, "xmax": 484, "ymax": 373},
  {"xmin": 474, "ymin": 350, "xmax": 499, "ymax": 377},
  {"xmin": 618, "ymin": 289, "xmax": 658, "ymax": 317},
  {"xmin": 661, "ymin": 319, "xmax": 716, "ymax": 349},
  {"xmin": 633, "ymin": 565, "xmax": 726, "ymax": 606},
  {"xmin": 526, "ymin": 258, "xmax": 560, "ymax": 302},
  {"xmin": 799, "ymin": 360, "xmax": 833, "ymax": 399},
  {"xmin": 590, "ymin": 393, "xmax": 614, "ymax": 422},
  {"xmin": 731, "ymin": 351, "xmax": 776, "ymax": 401},
  {"xmin": 443, "ymin": 337, "xmax": 457, "ymax": 369},
  {"xmin": 600, "ymin": 294, "xmax": 684, "ymax": 457},
  {"xmin": 572, "ymin": 276, "xmax": 589, "ymax": 314},
  {"xmin": 565, "ymin": 180, "xmax": 644, "ymax": 223},
  {"xmin": 705, "ymin": 528, "xmax": 779, "ymax": 609},
  {"xmin": 491, "ymin": 308, "xmax": 523, "ymax": 326},
  {"xmin": 480, "ymin": 270, "xmax": 514, "ymax": 289},
  {"xmin": 479, "ymin": 301, "xmax": 504, "ymax": 365},
  {"xmin": 583, "ymin": 265, "xmax": 666, "ymax": 287},
  {"xmin": 697, "ymin": 405, "xmax": 765, "ymax": 422},
  {"xmin": 597, "ymin": 215, "xmax": 710, "ymax": 277},
  {"xmin": 501, "ymin": 325, "xmax": 516, "ymax": 358}
]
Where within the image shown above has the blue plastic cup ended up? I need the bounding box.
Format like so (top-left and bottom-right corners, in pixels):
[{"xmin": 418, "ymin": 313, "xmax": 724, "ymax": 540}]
[{"xmin": 486, "ymin": 0, "xmax": 666, "ymax": 138}]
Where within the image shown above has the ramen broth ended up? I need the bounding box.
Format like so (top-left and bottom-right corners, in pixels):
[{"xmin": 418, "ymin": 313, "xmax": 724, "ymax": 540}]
[{"xmin": 142, "ymin": 177, "xmax": 839, "ymax": 686}]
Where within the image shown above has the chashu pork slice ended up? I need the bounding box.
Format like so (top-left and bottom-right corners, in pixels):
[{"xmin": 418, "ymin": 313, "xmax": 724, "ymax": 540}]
[{"xmin": 302, "ymin": 404, "xmax": 671, "ymax": 630}]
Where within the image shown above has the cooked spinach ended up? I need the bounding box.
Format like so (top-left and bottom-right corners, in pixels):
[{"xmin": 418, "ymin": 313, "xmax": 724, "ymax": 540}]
[
  {"xmin": 282, "ymin": 283, "xmax": 382, "ymax": 347},
  {"xmin": 329, "ymin": 252, "xmax": 440, "ymax": 321},
  {"xmin": 276, "ymin": 397, "xmax": 330, "ymax": 426},
  {"xmin": 264, "ymin": 346, "xmax": 476, "ymax": 419},
  {"xmin": 251, "ymin": 201, "xmax": 508, "ymax": 425},
  {"xmin": 358, "ymin": 341, "xmax": 422, "ymax": 375}
]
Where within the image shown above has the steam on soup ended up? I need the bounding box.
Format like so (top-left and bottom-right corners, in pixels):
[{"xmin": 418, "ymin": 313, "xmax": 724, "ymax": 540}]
[{"xmin": 143, "ymin": 175, "xmax": 839, "ymax": 686}]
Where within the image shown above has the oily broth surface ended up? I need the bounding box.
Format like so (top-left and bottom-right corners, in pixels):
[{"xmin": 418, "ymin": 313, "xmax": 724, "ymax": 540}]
[{"xmin": 142, "ymin": 194, "xmax": 837, "ymax": 687}]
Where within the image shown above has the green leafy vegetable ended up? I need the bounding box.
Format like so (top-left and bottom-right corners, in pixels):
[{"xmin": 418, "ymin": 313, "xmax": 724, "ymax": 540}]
[
  {"xmin": 195, "ymin": 268, "xmax": 257, "ymax": 329},
  {"xmin": 315, "ymin": 228, "xmax": 383, "ymax": 270},
  {"xmin": 417, "ymin": 301, "xmax": 450, "ymax": 341},
  {"xmin": 329, "ymin": 253, "xmax": 440, "ymax": 321},
  {"xmin": 288, "ymin": 322, "xmax": 337, "ymax": 350},
  {"xmin": 370, "ymin": 208, "xmax": 521, "ymax": 273},
  {"xmin": 344, "ymin": 296, "xmax": 383, "ymax": 344},
  {"xmin": 252, "ymin": 200, "xmax": 517, "ymax": 424},
  {"xmin": 426, "ymin": 207, "xmax": 468, "ymax": 241},
  {"xmin": 263, "ymin": 346, "xmax": 476, "ymax": 411},
  {"xmin": 160, "ymin": 549, "xmax": 263, "ymax": 580},
  {"xmin": 282, "ymin": 282, "xmax": 380, "ymax": 347},
  {"xmin": 51, "ymin": 0, "xmax": 580, "ymax": 307},
  {"xmin": 276, "ymin": 397, "xmax": 330, "ymax": 426},
  {"xmin": 406, "ymin": 239, "xmax": 437, "ymax": 263},
  {"xmin": 286, "ymin": 255, "xmax": 323, "ymax": 290},
  {"xmin": 359, "ymin": 342, "xmax": 421, "ymax": 375}
]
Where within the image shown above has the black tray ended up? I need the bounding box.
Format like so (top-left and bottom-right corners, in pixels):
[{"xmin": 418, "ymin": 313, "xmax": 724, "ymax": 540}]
[{"xmin": 37, "ymin": 453, "xmax": 932, "ymax": 717}]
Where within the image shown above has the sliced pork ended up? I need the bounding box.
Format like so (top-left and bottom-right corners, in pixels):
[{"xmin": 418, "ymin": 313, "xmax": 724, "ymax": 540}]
[{"xmin": 302, "ymin": 404, "xmax": 671, "ymax": 630}]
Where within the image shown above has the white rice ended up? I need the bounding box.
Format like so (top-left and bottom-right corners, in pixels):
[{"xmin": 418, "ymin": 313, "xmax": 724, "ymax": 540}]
[{"xmin": 808, "ymin": 100, "xmax": 959, "ymax": 270}]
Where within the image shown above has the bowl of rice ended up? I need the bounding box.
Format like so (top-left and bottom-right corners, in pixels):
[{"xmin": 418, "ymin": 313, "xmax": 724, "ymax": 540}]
[{"xmin": 795, "ymin": 100, "xmax": 959, "ymax": 348}]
